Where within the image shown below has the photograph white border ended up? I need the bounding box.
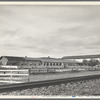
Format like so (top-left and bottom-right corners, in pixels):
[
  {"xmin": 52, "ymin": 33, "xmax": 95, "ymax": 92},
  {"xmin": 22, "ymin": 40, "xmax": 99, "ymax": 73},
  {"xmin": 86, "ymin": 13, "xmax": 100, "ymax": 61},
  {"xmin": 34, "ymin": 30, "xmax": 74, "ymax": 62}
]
[
  {"xmin": 0, "ymin": 1, "xmax": 100, "ymax": 99},
  {"xmin": 0, "ymin": 1, "xmax": 100, "ymax": 5}
]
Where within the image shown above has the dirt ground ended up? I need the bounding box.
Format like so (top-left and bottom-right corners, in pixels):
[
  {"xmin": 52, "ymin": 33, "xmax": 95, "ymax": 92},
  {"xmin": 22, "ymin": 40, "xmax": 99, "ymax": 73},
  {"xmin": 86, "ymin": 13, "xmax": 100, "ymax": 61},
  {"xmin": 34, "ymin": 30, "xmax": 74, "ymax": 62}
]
[{"xmin": 29, "ymin": 70, "xmax": 100, "ymax": 82}]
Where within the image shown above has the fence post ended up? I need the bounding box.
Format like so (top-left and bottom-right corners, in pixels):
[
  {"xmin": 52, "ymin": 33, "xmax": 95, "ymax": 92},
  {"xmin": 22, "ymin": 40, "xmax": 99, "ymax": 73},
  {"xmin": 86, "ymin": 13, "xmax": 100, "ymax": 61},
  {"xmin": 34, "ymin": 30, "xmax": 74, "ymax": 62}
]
[
  {"xmin": 47, "ymin": 68, "xmax": 48, "ymax": 73},
  {"xmin": 28, "ymin": 69, "xmax": 29, "ymax": 82},
  {"xmin": 11, "ymin": 70, "xmax": 12, "ymax": 84}
]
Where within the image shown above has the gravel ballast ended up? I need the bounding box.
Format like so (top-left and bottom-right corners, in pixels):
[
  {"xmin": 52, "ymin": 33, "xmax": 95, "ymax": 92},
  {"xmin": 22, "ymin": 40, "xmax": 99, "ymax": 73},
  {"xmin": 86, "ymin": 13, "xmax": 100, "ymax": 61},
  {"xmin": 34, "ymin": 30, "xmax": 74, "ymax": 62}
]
[{"xmin": 0, "ymin": 78, "xmax": 100, "ymax": 96}]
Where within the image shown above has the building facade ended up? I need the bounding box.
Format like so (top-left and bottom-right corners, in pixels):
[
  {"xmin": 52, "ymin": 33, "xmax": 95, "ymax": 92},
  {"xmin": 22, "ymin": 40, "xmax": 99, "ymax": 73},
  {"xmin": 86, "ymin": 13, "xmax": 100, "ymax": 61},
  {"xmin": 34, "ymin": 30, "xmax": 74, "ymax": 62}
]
[{"xmin": 0, "ymin": 56, "xmax": 82, "ymax": 69}]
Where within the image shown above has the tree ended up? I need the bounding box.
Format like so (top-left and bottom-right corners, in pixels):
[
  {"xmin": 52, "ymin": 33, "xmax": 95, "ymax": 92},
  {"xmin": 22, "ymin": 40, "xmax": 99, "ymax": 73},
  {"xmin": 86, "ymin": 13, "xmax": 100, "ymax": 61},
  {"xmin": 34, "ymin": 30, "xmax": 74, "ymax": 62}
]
[
  {"xmin": 82, "ymin": 59, "xmax": 88, "ymax": 66},
  {"xmin": 88, "ymin": 59, "xmax": 99, "ymax": 67},
  {"xmin": 82, "ymin": 59, "xmax": 99, "ymax": 67}
]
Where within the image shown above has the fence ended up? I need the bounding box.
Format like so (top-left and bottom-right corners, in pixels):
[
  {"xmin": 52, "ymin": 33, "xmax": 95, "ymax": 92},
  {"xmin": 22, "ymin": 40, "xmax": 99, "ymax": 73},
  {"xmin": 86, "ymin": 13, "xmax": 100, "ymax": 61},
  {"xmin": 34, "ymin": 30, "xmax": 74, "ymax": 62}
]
[
  {"xmin": 0, "ymin": 69, "xmax": 29, "ymax": 84},
  {"xmin": 30, "ymin": 68, "xmax": 56, "ymax": 73}
]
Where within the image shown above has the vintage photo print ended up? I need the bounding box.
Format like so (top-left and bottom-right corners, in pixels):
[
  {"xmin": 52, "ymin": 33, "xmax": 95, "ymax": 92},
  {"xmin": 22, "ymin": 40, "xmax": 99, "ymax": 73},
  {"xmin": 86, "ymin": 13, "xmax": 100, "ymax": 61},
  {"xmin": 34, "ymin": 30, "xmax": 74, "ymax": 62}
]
[{"xmin": 0, "ymin": 1, "xmax": 100, "ymax": 99}]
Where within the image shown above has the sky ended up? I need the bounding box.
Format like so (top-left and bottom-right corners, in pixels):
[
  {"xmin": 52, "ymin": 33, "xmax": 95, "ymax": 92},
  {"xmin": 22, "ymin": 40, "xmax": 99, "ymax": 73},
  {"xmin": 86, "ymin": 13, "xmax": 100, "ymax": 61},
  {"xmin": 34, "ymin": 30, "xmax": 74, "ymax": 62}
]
[{"xmin": 0, "ymin": 5, "xmax": 100, "ymax": 58}]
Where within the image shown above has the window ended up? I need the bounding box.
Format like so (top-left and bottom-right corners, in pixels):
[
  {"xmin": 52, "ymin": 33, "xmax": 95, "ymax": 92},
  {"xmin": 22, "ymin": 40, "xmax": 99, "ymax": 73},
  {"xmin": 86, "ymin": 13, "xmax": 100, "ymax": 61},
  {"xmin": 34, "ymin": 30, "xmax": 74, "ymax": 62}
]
[
  {"xmin": 68, "ymin": 63, "xmax": 70, "ymax": 66},
  {"xmin": 50, "ymin": 63, "xmax": 52, "ymax": 66},
  {"xmin": 56, "ymin": 63, "xmax": 58, "ymax": 66},
  {"xmin": 47, "ymin": 63, "xmax": 49, "ymax": 66},
  {"xmin": 53, "ymin": 63, "xmax": 55, "ymax": 66},
  {"xmin": 12, "ymin": 62, "xmax": 16, "ymax": 65},
  {"xmin": 59, "ymin": 63, "xmax": 62, "ymax": 66},
  {"xmin": 30, "ymin": 64, "xmax": 32, "ymax": 66}
]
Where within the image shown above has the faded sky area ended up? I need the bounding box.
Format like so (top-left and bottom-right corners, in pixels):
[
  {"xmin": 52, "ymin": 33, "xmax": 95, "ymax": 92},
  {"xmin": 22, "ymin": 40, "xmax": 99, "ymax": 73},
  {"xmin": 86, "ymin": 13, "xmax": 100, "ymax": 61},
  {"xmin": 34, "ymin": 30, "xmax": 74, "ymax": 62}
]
[{"xmin": 0, "ymin": 5, "xmax": 100, "ymax": 58}]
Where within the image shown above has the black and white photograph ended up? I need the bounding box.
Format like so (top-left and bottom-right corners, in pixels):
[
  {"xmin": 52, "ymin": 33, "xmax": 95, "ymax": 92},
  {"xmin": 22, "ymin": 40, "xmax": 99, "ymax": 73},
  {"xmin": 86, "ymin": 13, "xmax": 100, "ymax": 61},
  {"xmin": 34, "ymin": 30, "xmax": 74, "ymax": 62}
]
[{"xmin": 0, "ymin": 2, "xmax": 100, "ymax": 97}]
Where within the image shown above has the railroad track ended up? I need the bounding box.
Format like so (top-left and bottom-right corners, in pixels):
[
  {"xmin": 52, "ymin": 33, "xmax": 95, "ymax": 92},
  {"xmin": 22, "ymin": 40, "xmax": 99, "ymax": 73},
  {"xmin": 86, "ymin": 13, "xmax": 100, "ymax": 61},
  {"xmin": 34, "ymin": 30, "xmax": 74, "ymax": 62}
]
[{"xmin": 0, "ymin": 74, "xmax": 100, "ymax": 93}]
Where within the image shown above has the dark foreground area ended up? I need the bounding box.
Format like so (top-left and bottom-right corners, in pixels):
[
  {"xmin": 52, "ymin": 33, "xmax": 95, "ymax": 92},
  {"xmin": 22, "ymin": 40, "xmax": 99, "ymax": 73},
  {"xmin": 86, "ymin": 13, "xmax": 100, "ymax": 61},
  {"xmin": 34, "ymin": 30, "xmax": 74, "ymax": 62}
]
[{"xmin": 0, "ymin": 78, "xmax": 100, "ymax": 96}]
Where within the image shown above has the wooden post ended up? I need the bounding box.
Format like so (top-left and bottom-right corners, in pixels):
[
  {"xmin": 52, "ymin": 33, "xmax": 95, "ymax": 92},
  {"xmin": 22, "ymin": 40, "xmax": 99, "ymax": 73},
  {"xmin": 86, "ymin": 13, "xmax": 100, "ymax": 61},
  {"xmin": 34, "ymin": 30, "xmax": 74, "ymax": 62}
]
[
  {"xmin": 39, "ymin": 69, "xmax": 40, "ymax": 73},
  {"xmin": 47, "ymin": 68, "xmax": 48, "ymax": 73},
  {"xmin": 91, "ymin": 58, "xmax": 93, "ymax": 70},
  {"xmin": 74, "ymin": 59, "xmax": 76, "ymax": 71},
  {"xmin": 99, "ymin": 58, "xmax": 100, "ymax": 67},
  {"xmin": 28, "ymin": 69, "xmax": 29, "ymax": 82},
  {"xmin": 11, "ymin": 70, "xmax": 12, "ymax": 84}
]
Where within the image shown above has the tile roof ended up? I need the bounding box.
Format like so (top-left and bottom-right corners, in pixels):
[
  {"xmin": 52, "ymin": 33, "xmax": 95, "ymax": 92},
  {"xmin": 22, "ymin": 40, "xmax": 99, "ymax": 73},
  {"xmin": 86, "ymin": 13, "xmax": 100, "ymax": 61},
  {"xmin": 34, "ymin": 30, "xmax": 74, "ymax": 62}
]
[
  {"xmin": 0, "ymin": 56, "xmax": 81, "ymax": 63},
  {"xmin": 25, "ymin": 57, "xmax": 80, "ymax": 63},
  {"xmin": 1, "ymin": 56, "xmax": 26, "ymax": 61}
]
